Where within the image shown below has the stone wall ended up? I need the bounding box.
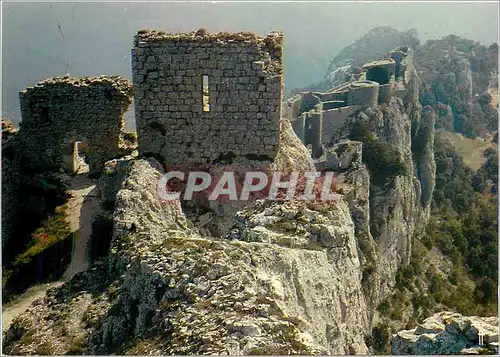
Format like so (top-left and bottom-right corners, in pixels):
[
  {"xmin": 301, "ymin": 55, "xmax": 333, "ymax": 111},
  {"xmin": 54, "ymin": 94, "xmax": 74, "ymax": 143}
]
[
  {"xmin": 347, "ymin": 81, "xmax": 379, "ymax": 107},
  {"xmin": 362, "ymin": 59, "xmax": 396, "ymax": 85},
  {"xmin": 19, "ymin": 76, "xmax": 133, "ymax": 172},
  {"xmin": 321, "ymin": 106, "xmax": 359, "ymax": 146},
  {"xmin": 378, "ymin": 83, "xmax": 394, "ymax": 104},
  {"xmin": 291, "ymin": 112, "xmax": 307, "ymax": 142},
  {"xmin": 132, "ymin": 30, "xmax": 283, "ymax": 165},
  {"xmin": 282, "ymin": 94, "xmax": 302, "ymax": 121},
  {"xmin": 1, "ymin": 122, "xmax": 21, "ymax": 251},
  {"xmin": 288, "ymin": 48, "xmax": 414, "ymax": 155},
  {"xmin": 389, "ymin": 46, "xmax": 413, "ymax": 85},
  {"xmin": 303, "ymin": 111, "xmax": 322, "ymax": 158},
  {"xmin": 323, "ymin": 100, "xmax": 347, "ymax": 110},
  {"xmin": 299, "ymin": 92, "xmax": 321, "ymax": 113}
]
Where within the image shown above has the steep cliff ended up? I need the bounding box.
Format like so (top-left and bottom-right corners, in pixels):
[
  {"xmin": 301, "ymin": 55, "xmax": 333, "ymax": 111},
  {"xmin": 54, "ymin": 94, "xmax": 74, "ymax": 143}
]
[
  {"xmin": 3, "ymin": 72, "xmax": 436, "ymax": 355},
  {"xmin": 2, "ymin": 26, "xmax": 449, "ymax": 354},
  {"xmin": 3, "ymin": 158, "xmax": 370, "ymax": 355},
  {"xmin": 321, "ymin": 69, "xmax": 435, "ymax": 303}
]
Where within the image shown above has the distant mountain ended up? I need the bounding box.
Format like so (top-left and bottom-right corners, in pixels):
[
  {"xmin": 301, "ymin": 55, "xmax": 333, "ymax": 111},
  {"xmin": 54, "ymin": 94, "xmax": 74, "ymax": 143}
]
[{"xmin": 416, "ymin": 35, "xmax": 498, "ymax": 137}]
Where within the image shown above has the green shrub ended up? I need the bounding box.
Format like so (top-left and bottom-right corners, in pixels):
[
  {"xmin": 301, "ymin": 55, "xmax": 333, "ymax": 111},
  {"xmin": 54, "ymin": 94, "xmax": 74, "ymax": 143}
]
[
  {"xmin": 378, "ymin": 298, "xmax": 391, "ymax": 315},
  {"xmin": 371, "ymin": 324, "xmax": 391, "ymax": 354},
  {"xmin": 350, "ymin": 121, "xmax": 408, "ymax": 186},
  {"xmin": 12, "ymin": 205, "xmax": 71, "ymax": 267}
]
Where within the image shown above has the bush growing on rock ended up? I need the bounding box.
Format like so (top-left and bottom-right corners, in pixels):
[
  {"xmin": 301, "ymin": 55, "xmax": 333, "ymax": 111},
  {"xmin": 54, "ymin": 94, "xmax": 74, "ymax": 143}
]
[{"xmin": 350, "ymin": 121, "xmax": 408, "ymax": 186}]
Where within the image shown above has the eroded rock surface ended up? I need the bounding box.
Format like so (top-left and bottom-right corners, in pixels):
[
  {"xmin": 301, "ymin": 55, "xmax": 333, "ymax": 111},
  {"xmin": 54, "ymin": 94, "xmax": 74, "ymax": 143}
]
[
  {"xmin": 391, "ymin": 312, "xmax": 499, "ymax": 355},
  {"xmin": 3, "ymin": 158, "xmax": 370, "ymax": 355}
]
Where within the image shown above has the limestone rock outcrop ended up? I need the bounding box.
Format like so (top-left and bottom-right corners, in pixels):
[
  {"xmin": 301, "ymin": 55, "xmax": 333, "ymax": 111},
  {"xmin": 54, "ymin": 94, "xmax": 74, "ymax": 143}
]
[
  {"xmin": 3, "ymin": 158, "xmax": 370, "ymax": 355},
  {"xmin": 391, "ymin": 312, "xmax": 499, "ymax": 355},
  {"xmin": 322, "ymin": 69, "xmax": 435, "ymax": 298}
]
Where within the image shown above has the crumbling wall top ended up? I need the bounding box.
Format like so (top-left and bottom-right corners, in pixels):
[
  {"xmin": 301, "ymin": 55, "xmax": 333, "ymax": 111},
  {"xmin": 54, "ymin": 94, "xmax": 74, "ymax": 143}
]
[
  {"xmin": 350, "ymin": 80, "xmax": 380, "ymax": 88},
  {"xmin": 134, "ymin": 29, "xmax": 283, "ymax": 74},
  {"xmin": 20, "ymin": 75, "xmax": 133, "ymax": 97},
  {"xmin": 135, "ymin": 29, "xmax": 282, "ymax": 45},
  {"xmin": 389, "ymin": 45, "xmax": 411, "ymax": 55},
  {"xmin": 362, "ymin": 58, "xmax": 396, "ymax": 70}
]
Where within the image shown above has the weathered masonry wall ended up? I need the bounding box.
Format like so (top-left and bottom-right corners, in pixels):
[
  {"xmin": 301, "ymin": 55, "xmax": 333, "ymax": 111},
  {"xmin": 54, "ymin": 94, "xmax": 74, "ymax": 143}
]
[
  {"xmin": 362, "ymin": 59, "xmax": 396, "ymax": 85},
  {"xmin": 389, "ymin": 46, "xmax": 413, "ymax": 85},
  {"xmin": 347, "ymin": 81, "xmax": 379, "ymax": 107},
  {"xmin": 132, "ymin": 30, "xmax": 283, "ymax": 165},
  {"xmin": 286, "ymin": 46, "xmax": 414, "ymax": 161},
  {"xmin": 322, "ymin": 106, "xmax": 359, "ymax": 146},
  {"xmin": 19, "ymin": 76, "xmax": 133, "ymax": 172}
]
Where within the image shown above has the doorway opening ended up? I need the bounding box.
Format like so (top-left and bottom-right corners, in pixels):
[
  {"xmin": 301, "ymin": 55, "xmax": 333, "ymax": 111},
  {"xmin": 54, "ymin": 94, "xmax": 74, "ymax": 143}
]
[{"xmin": 72, "ymin": 141, "xmax": 90, "ymax": 175}]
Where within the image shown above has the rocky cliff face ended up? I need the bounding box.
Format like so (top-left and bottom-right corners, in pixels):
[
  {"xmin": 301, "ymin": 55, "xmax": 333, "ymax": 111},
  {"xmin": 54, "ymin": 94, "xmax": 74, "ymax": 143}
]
[
  {"xmin": 416, "ymin": 36, "xmax": 499, "ymax": 136},
  {"xmin": 4, "ymin": 158, "xmax": 370, "ymax": 355},
  {"xmin": 2, "ymin": 25, "xmax": 448, "ymax": 354},
  {"xmin": 324, "ymin": 70, "xmax": 435, "ymax": 303},
  {"xmin": 3, "ymin": 72, "xmax": 437, "ymax": 357}
]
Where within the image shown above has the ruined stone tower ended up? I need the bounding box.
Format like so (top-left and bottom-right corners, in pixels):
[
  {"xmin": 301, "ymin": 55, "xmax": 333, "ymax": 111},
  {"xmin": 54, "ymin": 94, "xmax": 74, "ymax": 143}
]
[
  {"xmin": 131, "ymin": 30, "xmax": 283, "ymax": 166},
  {"xmin": 18, "ymin": 76, "xmax": 133, "ymax": 173}
]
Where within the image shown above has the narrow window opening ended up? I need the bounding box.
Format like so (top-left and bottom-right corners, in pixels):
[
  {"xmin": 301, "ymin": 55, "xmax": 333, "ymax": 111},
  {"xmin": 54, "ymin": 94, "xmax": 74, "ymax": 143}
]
[
  {"xmin": 202, "ymin": 75, "xmax": 210, "ymax": 112},
  {"xmin": 41, "ymin": 106, "xmax": 49, "ymax": 120}
]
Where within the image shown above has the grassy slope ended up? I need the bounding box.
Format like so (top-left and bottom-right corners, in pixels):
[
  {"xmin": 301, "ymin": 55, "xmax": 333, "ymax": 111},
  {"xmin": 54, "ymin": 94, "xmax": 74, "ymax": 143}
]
[{"xmin": 438, "ymin": 130, "xmax": 495, "ymax": 171}]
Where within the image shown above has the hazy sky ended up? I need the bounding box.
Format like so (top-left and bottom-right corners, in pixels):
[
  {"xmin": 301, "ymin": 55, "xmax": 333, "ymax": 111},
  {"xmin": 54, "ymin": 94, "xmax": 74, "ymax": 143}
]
[{"xmin": 2, "ymin": 1, "xmax": 498, "ymax": 124}]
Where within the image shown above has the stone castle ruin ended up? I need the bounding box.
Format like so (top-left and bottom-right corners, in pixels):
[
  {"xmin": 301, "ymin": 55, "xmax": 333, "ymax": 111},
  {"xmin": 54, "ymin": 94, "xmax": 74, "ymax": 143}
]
[
  {"xmin": 283, "ymin": 46, "xmax": 413, "ymax": 161},
  {"xmin": 12, "ymin": 32, "xmax": 412, "ymax": 177},
  {"xmin": 18, "ymin": 76, "xmax": 133, "ymax": 173},
  {"xmin": 131, "ymin": 30, "xmax": 283, "ymax": 165}
]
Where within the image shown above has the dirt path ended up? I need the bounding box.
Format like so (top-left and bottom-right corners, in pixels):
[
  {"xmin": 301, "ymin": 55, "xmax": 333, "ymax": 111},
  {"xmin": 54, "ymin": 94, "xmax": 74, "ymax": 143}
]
[
  {"xmin": 63, "ymin": 175, "xmax": 99, "ymax": 280},
  {"xmin": 2, "ymin": 282, "xmax": 63, "ymax": 331},
  {"xmin": 2, "ymin": 174, "xmax": 100, "ymax": 332}
]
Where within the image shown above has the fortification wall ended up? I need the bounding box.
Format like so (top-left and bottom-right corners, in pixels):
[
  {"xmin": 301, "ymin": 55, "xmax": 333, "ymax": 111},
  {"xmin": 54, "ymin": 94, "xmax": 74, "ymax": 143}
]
[
  {"xmin": 389, "ymin": 46, "xmax": 413, "ymax": 85},
  {"xmin": 347, "ymin": 81, "xmax": 379, "ymax": 107},
  {"xmin": 319, "ymin": 92, "xmax": 345, "ymax": 102},
  {"xmin": 378, "ymin": 83, "xmax": 394, "ymax": 104},
  {"xmin": 299, "ymin": 93, "xmax": 322, "ymax": 113},
  {"xmin": 18, "ymin": 76, "xmax": 133, "ymax": 172},
  {"xmin": 403, "ymin": 50, "xmax": 413, "ymax": 84},
  {"xmin": 291, "ymin": 112, "xmax": 306, "ymax": 142},
  {"xmin": 305, "ymin": 111, "xmax": 322, "ymax": 158},
  {"xmin": 322, "ymin": 101, "xmax": 347, "ymax": 110},
  {"xmin": 283, "ymin": 94, "xmax": 302, "ymax": 121},
  {"xmin": 321, "ymin": 106, "xmax": 359, "ymax": 146},
  {"xmin": 132, "ymin": 30, "xmax": 283, "ymax": 165},
  {"xmin": 363, "ymin": 59, "xmax": 396, "ymax": 85}
]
